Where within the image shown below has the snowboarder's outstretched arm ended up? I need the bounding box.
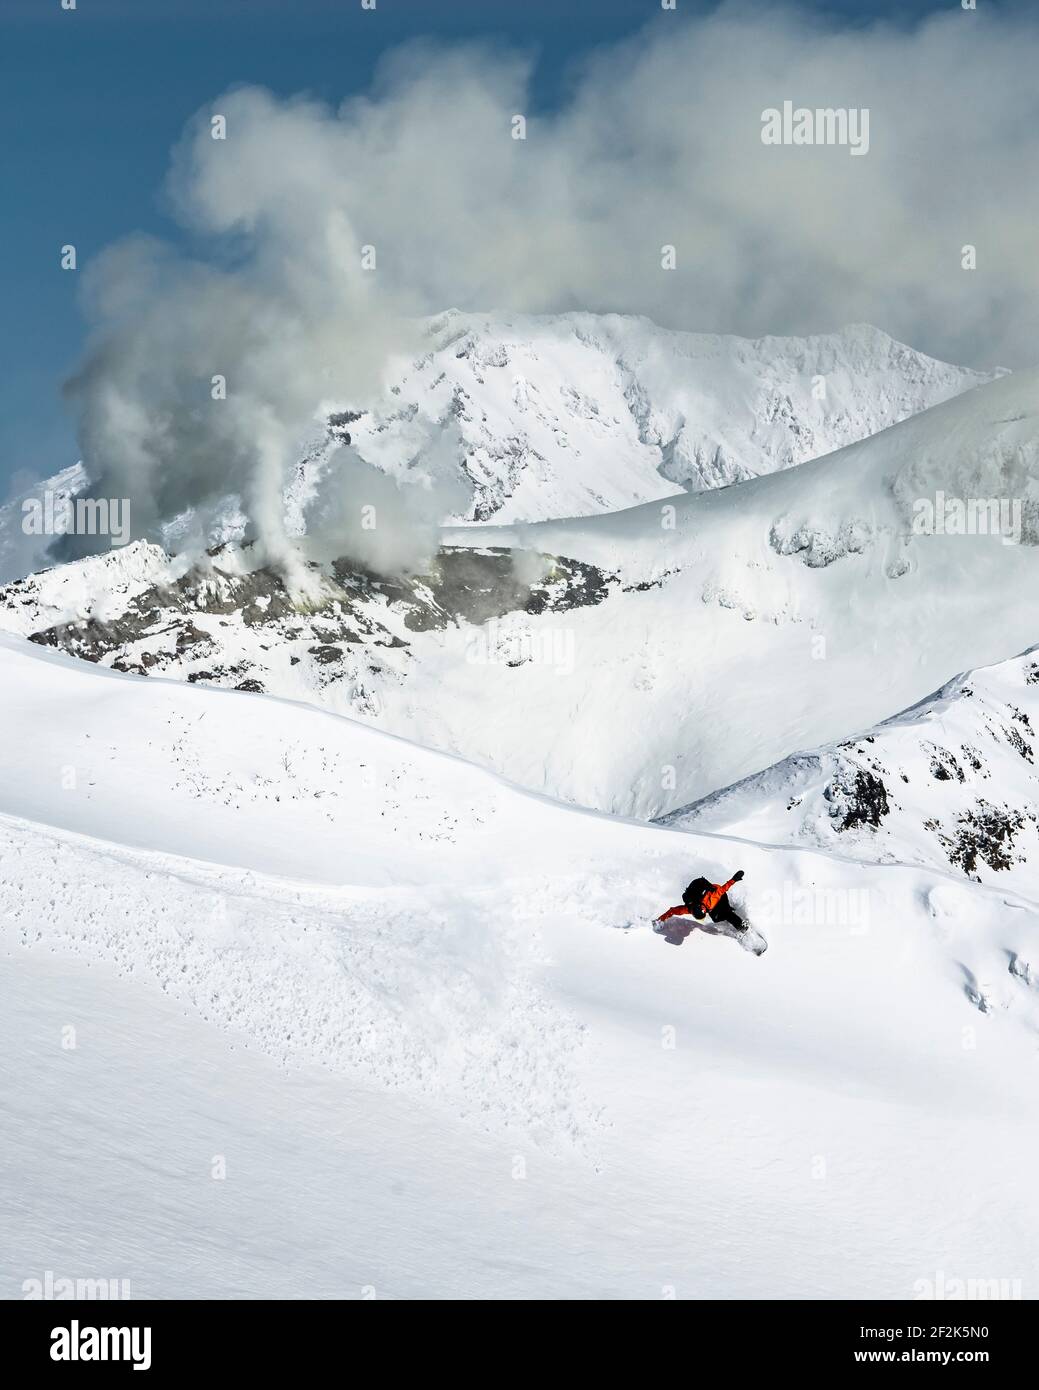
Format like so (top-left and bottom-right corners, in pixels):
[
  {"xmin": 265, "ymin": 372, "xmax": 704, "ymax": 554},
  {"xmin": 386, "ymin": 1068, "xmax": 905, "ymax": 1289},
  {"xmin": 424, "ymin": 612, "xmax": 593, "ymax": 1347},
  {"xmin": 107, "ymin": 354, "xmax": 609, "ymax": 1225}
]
[{"xmin": 701, "ymin": 870, "xmax": 744, "ymax": 914}]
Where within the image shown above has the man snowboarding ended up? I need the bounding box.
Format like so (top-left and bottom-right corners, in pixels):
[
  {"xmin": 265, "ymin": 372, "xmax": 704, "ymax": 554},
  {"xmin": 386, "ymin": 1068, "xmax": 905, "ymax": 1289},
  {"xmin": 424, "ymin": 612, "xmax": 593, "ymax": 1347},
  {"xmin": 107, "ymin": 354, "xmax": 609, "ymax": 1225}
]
[
  {"xmin": 651, "ymin": 870, "xmax": 766, "ymax": 954},
  {"xmin": 655, "ymin": 870, "xmax": 746, "ymax": 933}
]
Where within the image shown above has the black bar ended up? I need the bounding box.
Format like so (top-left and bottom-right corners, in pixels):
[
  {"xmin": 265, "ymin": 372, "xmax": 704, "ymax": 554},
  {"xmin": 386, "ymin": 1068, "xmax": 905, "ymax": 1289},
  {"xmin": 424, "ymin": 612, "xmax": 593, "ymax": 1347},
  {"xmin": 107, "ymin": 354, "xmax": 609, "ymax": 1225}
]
[{"xmin": 1, "ymin": 1298, "xmax": 1023, "ymax": 1378}]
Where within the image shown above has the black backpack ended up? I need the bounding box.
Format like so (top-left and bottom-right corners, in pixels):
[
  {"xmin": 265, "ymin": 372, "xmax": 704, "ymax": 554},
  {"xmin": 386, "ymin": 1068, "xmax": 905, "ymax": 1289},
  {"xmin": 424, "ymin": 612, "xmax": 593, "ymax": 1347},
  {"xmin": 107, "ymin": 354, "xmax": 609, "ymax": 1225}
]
[{"xmin": 682, "ymin": 877, "xmax": 712, "ymax": 910}]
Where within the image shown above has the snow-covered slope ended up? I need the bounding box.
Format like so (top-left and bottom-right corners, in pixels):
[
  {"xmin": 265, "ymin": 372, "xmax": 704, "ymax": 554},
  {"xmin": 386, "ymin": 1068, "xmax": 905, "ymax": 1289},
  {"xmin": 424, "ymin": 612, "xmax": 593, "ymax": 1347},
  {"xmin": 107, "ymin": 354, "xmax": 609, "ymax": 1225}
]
[
  {"xmin": 5, "ymin": 368, "xmax": 1036, "ymax": 820},
  {"xmin": 3, "ymin": 633, "xmax": 1039, "ymax": 1297},
  {"xmin": 325, "ymin": 313, "xmax": 995, "ymax": 523},
  {"xmin": 662, "ymin": 645, "xmax": 1039, "ymax": 900}
]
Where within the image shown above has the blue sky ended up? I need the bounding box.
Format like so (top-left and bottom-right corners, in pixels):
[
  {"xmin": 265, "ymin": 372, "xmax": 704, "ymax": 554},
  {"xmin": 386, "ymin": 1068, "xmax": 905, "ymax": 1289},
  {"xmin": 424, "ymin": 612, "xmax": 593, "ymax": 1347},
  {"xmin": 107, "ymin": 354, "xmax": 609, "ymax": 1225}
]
[{"xmin": 0, "ymin": 0, "xmax": 1015, "ymax": 491}]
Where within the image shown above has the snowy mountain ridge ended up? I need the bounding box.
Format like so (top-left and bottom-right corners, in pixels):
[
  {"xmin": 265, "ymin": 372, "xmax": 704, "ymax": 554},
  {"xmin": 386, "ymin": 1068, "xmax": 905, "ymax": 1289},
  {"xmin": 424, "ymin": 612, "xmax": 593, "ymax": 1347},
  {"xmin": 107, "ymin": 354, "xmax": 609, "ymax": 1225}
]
[
  {"xmin": 321, "ymin": 312, "xmax": 998, "ymax": 524},
  {"xmin": 2, "ymin": 315, "xmax": 992, "ymax": 583},
  {"xmin": 662, "ymin": 643, "xmax": 1039, "ymax": 906},
  {"xmin": 3, "ymin": 366, "xmax": 1035, "ymax": 821}
]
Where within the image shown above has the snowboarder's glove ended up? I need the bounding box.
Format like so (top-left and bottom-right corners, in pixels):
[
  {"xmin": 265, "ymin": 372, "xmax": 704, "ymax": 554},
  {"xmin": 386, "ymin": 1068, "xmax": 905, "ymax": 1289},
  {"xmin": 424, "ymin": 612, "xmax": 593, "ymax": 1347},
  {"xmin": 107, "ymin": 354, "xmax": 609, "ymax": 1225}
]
[{"xmin": 732, "ymin": 870, "xmax": 744, "ymax": 882}]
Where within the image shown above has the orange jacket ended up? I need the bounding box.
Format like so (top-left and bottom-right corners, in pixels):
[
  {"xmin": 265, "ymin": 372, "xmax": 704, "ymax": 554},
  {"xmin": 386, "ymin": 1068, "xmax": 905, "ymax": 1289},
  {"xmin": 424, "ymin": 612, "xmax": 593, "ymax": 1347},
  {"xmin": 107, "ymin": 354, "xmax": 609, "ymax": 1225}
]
[{"xmin": 700, "ymin": 877, "xmax": 739, "ymax": 914}]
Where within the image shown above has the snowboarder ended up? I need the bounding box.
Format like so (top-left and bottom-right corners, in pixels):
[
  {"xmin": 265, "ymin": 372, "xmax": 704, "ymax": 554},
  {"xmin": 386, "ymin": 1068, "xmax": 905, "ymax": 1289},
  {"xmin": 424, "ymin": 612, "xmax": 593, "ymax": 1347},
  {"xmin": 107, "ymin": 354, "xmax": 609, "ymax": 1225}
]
[{"xmin": 655, "ymin": 871, "xmax": 746, "ymax": 933}]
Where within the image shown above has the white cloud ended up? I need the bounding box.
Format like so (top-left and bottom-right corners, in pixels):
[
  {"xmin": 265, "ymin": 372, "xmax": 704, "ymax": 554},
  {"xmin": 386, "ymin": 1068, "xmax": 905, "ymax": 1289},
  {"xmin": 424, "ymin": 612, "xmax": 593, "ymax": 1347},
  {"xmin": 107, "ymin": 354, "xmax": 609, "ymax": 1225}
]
[{"xmin": 63, "ymin": 4, "xmax": 1039, "ymax": 576}]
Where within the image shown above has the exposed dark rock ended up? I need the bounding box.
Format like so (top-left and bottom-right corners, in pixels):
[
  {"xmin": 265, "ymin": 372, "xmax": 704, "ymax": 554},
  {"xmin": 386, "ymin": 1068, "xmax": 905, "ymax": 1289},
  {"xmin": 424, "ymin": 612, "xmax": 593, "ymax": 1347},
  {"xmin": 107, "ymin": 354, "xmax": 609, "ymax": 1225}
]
[
  {"xmin": 361, "ymin": 547, "xmax": 616, "ymax": 633},
  {"xmin": 1002, "ymin": 722, "xmax": 1034, "ymax": 763},
  {"xmin": 13, "ymin": 544, "xmax": 615, "ymax": 706},
  {"xmin": 927, "ymin": 745, "xmax": 964, "ymax": 782},
  {"xmin": 327, "ymin": 409, "xmax": 363, "ymax": 445},
  {"xmin": 925, "ymin": 800, "xmax": 1026, "ymax": 877},
  {"xmin": 825, "ymin": 767, "xmax": 890, "ymax": 831},
  {"xmin": 622, "ymin": 568, "xmax": 681, "ymax": 593},
  {"xmin": 308, "ymin": 645, "xmax": 344, "ymax": 665},
  {"xmin": 960, "ymin": 744, "xmax": 984, "ymax": 772}
]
